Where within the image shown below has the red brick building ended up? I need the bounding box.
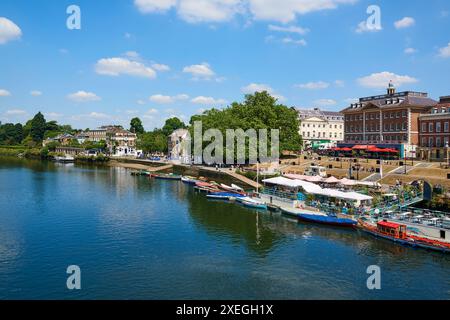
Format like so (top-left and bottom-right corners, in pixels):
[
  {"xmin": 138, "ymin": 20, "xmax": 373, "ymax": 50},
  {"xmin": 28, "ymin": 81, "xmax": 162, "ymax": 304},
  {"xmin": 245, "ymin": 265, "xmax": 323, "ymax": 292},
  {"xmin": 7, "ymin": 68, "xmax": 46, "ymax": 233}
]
[
  {"xmin": 340, "ymin": 83, "xmax": 437, "ymax": 158},
  {"xmin": 417, "ymin": 96, "xmax": 450, "ymax": 162}
]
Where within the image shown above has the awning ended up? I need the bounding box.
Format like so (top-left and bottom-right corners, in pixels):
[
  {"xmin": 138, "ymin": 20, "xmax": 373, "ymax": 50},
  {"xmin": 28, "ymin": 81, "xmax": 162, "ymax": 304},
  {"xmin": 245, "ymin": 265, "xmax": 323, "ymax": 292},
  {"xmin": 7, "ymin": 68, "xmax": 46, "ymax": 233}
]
[
  {"xmin": 324, "ymin": 176, "xmax": 340, "ymax": 184},
  {"xmin": 352, "ymin": 145, "xmax": 375, "ymax": 150}
]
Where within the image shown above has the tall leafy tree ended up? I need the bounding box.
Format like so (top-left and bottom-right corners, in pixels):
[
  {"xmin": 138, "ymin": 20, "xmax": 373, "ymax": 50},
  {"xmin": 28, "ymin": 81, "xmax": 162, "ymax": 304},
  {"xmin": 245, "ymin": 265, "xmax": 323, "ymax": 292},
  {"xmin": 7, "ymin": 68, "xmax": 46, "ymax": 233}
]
[
  {"xmin": 130, "ymin": 117, "xmax": 144, "ymax": 134},
  {"xmin": 162, "ymin": 117, "xmax": 186, "ymax": 136},
  {"xmin": 30, "ymin": 112, "xmax": 47, "ymax": 142}
]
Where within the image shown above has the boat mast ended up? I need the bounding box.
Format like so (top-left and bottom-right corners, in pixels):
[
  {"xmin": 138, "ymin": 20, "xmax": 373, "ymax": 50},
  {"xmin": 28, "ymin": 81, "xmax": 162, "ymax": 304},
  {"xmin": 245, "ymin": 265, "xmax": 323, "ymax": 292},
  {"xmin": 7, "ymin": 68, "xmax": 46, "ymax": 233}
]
[{"xmin": 256, "ymin": 161, "xmax": 259, "ymax": 194}]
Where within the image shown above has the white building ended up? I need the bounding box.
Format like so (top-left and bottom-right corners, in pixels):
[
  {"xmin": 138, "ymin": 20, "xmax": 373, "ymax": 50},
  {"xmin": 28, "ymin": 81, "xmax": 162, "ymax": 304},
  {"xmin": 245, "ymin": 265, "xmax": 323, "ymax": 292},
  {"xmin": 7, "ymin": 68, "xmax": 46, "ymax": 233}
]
[
  {"xmin": 110, "ymin": 129, "xmax": 142, "ymax": 158},
  {"xmin": 297, "ymin": 108, "xmax": 344, "ymax": 149}
]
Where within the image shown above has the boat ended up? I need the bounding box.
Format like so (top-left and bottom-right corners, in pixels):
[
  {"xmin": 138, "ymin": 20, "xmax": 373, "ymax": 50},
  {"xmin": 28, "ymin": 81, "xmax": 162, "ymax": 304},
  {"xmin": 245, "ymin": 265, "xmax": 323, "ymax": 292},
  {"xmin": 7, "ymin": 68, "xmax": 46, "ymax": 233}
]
[
  {"xmin": 181, "ymin": 176, "xmax": 198, "ymax": 185},
  {"xmin": 281, "ymin": 208, "xmax": 357, "ymax": 228},
  {"xmin": 239, "ymin": 197, "xmax": 268, "ymax": 210},
  {"xmin": 207, "ymin": 194, "xmax": 233, "ymax": 200},
  {"xmin": 153, "ymin": 173, "xmax": 182, "ymax": 180},
  {"xmin": 220, "ymin": 183, "xmax": 244, "ymax": 192},
  {"xmin": 358, "ymin": 218, "xmax": 450, "ymax": 253},
  {"xmin": 210, "ymin": 192, "xmax": 246, "ymax": 199},
  {"xmin": 131, "ymin": 170, "xmax": 150, "ymax": 176},
  {"xmin": 54, "ymin": 155, "xmax": 75, "ymax": 163},
  {"xmin": 267, "ymin": 203, "xmax": 280, "ymax": 212}
]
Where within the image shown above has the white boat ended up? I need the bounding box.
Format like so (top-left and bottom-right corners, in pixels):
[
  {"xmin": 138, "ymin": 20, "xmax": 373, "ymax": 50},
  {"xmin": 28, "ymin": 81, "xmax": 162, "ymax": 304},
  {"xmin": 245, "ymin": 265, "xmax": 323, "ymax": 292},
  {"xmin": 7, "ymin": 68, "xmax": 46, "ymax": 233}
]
[
  {"xmin": 54, "ymin": 156, "xmax": 75, "ymax": 163},
  {"xmin": 231, "ymin": 184, "xmax": 244, "ymax": 191},
  {"xmin": 238, "ymin": 197, "xmax": 267, "ymax": 210},
  {"xmin": 220, "ymin": 183, "xmax": 244, "ymax": 192}
]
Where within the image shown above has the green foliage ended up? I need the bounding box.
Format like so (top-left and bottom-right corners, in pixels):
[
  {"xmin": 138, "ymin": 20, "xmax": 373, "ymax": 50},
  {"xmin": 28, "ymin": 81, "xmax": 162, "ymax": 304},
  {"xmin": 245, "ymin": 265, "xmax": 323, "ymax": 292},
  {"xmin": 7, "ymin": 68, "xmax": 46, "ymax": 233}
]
[
  {"xmin": 138, "ymin": 129, "xmax": 168, "ymax": 153},
  {"xmin": 162, "ymin": 117, "xmax": 186, "ymax": 136},
  {"xmin": 130, "ymin": 117, "xmax": 145, "ymax": 134},
  {"xmin": 189, "ymin": 91, "xmax": 302, "ymax": 162},
  {"xmin": 0, "ymin": 123, "xmax": 23, "ymax": 145},
  {"xmin": 82, "ymin": 140, "xmax": 107, "ymax": 151},
  {"xmin": 30, "ymin": 112, "xmax": 47, "ymax": 142}
]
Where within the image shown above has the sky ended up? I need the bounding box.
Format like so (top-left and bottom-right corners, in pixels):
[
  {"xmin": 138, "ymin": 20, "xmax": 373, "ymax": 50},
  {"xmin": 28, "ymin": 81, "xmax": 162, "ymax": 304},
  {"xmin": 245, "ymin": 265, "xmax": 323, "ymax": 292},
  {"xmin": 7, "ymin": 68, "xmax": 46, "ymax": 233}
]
[{"xmin": 0, "ymin": 0, "xmax": 449, "ymax": 130}]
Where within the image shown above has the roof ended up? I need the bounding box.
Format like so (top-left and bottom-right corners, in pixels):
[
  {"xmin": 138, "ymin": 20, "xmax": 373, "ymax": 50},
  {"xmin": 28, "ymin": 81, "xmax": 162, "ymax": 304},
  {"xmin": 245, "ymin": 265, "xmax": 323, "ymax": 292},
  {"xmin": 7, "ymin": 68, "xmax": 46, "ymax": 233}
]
[
  {"xmin": 341, "ymin": 91, "xmax": 437, "ymax": 113},
  {"xmin": 378, "ymin": 221, "xmax": 402, "ymax": 229},
  {"xmin": 297, "ymin": 108, "xmax": 344, "ymax": 120}
]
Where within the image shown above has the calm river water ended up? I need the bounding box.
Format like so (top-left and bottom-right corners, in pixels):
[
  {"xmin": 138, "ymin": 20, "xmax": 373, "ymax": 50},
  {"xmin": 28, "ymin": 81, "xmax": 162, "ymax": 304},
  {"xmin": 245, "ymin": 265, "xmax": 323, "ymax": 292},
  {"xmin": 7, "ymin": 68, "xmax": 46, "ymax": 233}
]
[{"xmin": 0, "ymin": 157, "xmax": 449, "ymax": 300}]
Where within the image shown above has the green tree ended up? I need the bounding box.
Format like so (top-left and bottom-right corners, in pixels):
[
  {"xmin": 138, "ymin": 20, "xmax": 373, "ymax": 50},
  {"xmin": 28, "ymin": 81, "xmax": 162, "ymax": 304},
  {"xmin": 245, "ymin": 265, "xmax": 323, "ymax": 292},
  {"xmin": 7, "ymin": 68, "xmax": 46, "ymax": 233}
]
[
  {"xmin": 30, "ymin": 112, "xmax": 46, "ymax": 142},
  {"xmin": 130, "ymin": 117, "xmax": 145, "ymax": 134},
  {"xmin": 162, "ymin": 117, "xmax": 186, "ymax": 136},
  {"xmin": 138, "ymin": 129, "xmax": 168, "ymax": 153}
]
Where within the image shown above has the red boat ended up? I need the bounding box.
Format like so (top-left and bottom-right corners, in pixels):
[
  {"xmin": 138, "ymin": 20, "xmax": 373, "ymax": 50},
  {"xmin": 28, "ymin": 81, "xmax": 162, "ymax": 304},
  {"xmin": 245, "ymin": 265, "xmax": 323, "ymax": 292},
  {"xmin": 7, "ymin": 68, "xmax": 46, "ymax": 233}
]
[{"xmin": 359, "ymin": 219, "xmax": 450, "ymax": 253}]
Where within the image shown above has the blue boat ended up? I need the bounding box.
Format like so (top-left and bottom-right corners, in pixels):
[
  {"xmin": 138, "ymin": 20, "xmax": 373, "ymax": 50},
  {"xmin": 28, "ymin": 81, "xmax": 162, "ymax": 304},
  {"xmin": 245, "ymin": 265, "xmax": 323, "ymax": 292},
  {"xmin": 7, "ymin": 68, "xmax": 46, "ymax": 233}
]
[
  {"xmin": 239, "ymin": 197, "xmax": 268, "ymax": 210},
  {"xmin": 209, "ymin": 192, "xmax": 246, "ymax": 198},
  {"xmin": 281, "ymin": 208, "xmax": 357, "ymax": 228}
]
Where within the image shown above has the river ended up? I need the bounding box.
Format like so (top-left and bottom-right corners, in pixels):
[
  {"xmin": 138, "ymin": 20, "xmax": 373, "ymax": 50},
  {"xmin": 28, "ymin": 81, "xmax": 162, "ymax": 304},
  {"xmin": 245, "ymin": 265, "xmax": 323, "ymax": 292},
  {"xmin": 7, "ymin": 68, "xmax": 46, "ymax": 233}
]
[{"xmin": 0, "ymin": 157, "xmax": 449, "ymax": 299}]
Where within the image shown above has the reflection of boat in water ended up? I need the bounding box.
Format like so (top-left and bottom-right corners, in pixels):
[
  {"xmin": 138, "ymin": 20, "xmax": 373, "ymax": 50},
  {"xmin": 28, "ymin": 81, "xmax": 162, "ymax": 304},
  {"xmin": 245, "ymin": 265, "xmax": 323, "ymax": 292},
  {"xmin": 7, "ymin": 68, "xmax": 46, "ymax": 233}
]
[
  {"xmin": 358, "ymin": 218, "xmax": 450, "ymax": 253},
  {"xmin": 281, "ymin": 207, "xmax": 357, "ymax": 228},
  {"xmin": 152, "ymin": 173, "xmax": 182, "ymax": 180},
  {"xmin": 54, "ymin": 156, "xmax": 75, "ymax": 163}
]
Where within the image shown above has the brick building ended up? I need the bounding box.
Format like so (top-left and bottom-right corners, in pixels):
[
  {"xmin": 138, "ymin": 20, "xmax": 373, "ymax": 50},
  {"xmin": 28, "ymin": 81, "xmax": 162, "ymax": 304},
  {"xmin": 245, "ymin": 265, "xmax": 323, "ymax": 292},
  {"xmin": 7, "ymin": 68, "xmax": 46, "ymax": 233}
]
[
  {"xmin": 340, "ymin": 82, "xmax": 437, "ymax": 158},
  {"xmin": 417, "ymin": 96, "xmax": 450, "ymax": 162}
]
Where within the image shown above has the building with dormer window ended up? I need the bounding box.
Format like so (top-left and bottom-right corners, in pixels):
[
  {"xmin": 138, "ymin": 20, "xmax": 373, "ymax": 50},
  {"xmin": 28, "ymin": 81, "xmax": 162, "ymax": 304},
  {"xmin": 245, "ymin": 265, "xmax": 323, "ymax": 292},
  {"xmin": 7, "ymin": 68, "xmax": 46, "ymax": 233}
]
[{"xmin": 339, "ymin": 82, "xmax": 437, "ymax": 158}]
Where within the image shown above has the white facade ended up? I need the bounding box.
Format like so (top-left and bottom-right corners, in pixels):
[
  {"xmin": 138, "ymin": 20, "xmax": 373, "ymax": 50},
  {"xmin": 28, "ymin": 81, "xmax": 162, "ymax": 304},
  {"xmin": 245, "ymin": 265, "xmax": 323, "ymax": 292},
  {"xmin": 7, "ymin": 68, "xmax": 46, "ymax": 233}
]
[{"xmin": 298, "ymin": 108, "xmax": 344, "ymax": 148}]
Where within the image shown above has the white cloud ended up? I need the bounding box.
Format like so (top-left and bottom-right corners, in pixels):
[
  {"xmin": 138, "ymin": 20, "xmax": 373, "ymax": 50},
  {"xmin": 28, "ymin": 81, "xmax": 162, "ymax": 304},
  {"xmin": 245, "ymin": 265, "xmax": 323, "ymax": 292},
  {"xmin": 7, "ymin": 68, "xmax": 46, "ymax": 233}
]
[
  {"xmin": 355, "ymin": 20, "xmax": 382, "ymax": 33},
  {"xmin": 183, "ymin": 62, "xmax": 216, "ymax": 80},
  {"xmin": 95, "ymin": 57, "xmax": 157, "ymax": 78},
  {"xmin": 67, "ymin": 91, "xmax": 102, "ymax": 102},
  {"xmin": 88, "ymin": 112, "xmax": 110, "ymax": 119},
  {"xmin": 134, "ymin": 0, "xmax": 176, "ymax": 13},
  {"xmin": 0, "ymin": 89, "xmax": 11, "ymax": 96},
  {"xmin": 124, "ymin": 51, "xmax": 140, "ymax": 59},
  {"xmin": 137, "ymin": 99, "xmax": 146, "ymax": 105},
  {"xmin": 150, "ymin": 94, "xmax": 175, "ymax": 104},
  {"xmin": 268, "ymin": 24, "xmax": 309, "ymax": 35},
  {"xmin": 30, "ymin": 90, "xmax": 42, "ymax": 96},
  {"xmin": 357, "ymin": 72, "xmax": 418, "ymax": 89},
  {"xmin": 314, "ymin": 99, "xmax": 336, "ymax": 107},
  {"xmin": 45, "ymin": 112, "xmax": 63, "ymax": 119},
  {"xmin": 404, "ymin": 47, "xmax": 417, "ymax": 54},
  {"xmin": 0, "ymin": 17, "xmax": 22, "ymax": 44},
  {"xmin": 438, "ymin": 43, "xmax": 450, "ymax": 58},
  {"xmin": 152, "ymin": 63, "xmax": 170, "ymax": 71},
  {"xmin": 344, "ymin": 98, "xmax": 359, "ymax": 104},
  {"xmin": 147, "ymin": 108, "xmax": 159, "ymax": 114},
  {"xmin": 394, "ymin": 17, "xmax": 415, "ymax": 29},
  {"xmin": 5, "ymin": 109, "xmax": 27, "ymax": 115},
  {"xmin": 134, "ymin": 0, "xmax": 356, "ymax": 24},
  {"xmin": 241, "ymin": 83, "xmax": 286, "ymax": 102},
  {"xmin": 248, "ymin": 0, "xmax": 357, "ymax": 23},
  {"xmin": 295, "ymin": 81, "xmax": 329, "ymax": 90},
  {"xmin": 191, "ymin": 96, "xmax": 227, "ymax": 105},
  {"xmin": 149, "ymin": 93, "xmax": 190, "ymax": 104},
  {"xmin": 281, "ymin": 37, "xmax": 307, "ymax": 46},
  {"xmin": 334, "ymin": 80, "xmax": 345, "ymax": 87},
  {"xmin": 178, "ymin": 0, "xmax": 244, "ymax": 23}
]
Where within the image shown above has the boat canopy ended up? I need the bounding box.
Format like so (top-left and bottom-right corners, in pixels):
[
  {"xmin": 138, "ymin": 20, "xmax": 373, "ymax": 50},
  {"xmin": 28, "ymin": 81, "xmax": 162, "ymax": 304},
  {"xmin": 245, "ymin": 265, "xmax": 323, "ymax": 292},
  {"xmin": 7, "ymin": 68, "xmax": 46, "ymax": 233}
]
[{"xmin": 263, "ymin": 176, "xmax": 322, "ymax": 193}]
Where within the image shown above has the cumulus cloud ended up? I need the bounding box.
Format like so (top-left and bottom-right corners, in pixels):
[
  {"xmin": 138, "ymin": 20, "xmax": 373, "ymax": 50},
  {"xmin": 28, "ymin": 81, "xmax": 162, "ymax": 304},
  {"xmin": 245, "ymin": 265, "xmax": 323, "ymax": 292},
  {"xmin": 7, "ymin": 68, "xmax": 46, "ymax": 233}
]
[
  {"xmin": 404, "ymin": 47, "xmax": 417, "ymax": 54},
  {"xmin": 438, "ymin": 43, "xmax": 450, "ymax": 58},
  {"xmin": 67, "ymin": 91, "xmax": 101, "ymax": 102},
  {"xmin": 5, "ymin": 109, "xmax": 27, "ymax": 115},
  {"xmin": 134, "ymin": 0, "xmax": 176, "ymax": 13},
  {"xmin": 95, "ymin": 57, "xmax": 157, "ymax": 78},
  {"xmin": 355, "ymin": 20, "xmax": 382, "ymax": 33},
  {"xmin": 134, "ymin": 0, "xmax": 356, "ymax": 24},
  {"xmin": 394, "ymin": 17, "xmax": 415, "ymax": 29},
  {"xmin": 191, "ymin": 96, "xmax": 227, "ymax": 105},
  {"xmin": 295, "ymin": 81, "xmax": 329, "ymax": 90},
  {"xmin": 149, "ymin": 94, "xmax": 189, "ymax": 104},
  {"xmin": 0, "ymin": 89, "xmax": 11, "ymax": 96},
  {"xmin": 0, "ymin": 17, "xmax": 22, "ymax": 44},
  {"xmin": 357, "ymin": 72, "xmax": 418, "ymax": 89},
  {"xmin": 183, "ymin": 62, "xmax": 216, "ymax": 80},
  {"xmin": 314, "ymin": 99, "xmax": 336, "ymax": 107},
  {"xmin": 268, "ymin": 24, "xmax": 309, "ymax": 35},
  {"xmin": 152, "ymin": 63, "xmax": 171, "ymax": 71},
  {"xmin": 241, "ymin": 83, "xmax": 286, "ymax": 102},
  {"xmin": 281, "ymin": 37, "xmax": 307, "ymax": 46}
]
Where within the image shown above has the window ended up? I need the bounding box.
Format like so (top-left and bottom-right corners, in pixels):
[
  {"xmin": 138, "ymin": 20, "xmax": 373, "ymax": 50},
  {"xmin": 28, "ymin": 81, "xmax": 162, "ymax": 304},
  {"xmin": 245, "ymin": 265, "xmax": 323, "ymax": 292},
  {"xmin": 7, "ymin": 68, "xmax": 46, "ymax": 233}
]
[
  {"xmin": 429, "ymin": 137, "xmax": 434, "ymax": 147},
  {"xmin": 396, "ymin": 112, "xmax": 400, "ymax": 118},
  {"xmin": 429, "ymin": 123, "xmax": 434, "ymax": 133},
  {"xmin": 396, "ymin": 123, "xmax": 400, "ymax": 131},
  {"xmin": 422, "ymin": 122, "xmax": 427, "ymax": 133},
  {"xmin": 390, "ymin": 123, "xmax": 394, "ymax": 131},
  {"xmin": 402, "ymin": 110, "xmax": 407, "ymax": 118},
  {"xmin": 422, "ymin": 137, "xmax": 427, "ymax": 146},
  {"xmin": 436, "ymin": 137, "xmax": 442, "ymax": 147},
  {"xmin": 436, "ymin": 122, "xmax": 442, "ymax": 133},
  {"xmin": 390, "ymin": 113, "xmax": 394, "ymax": 119},
  {"xmin": 445, "ymin": 137, "xmax": 449, "ymax": 147},
  {"xmin": 445, "ymin": 122, "xmax": 449, "ymax": 133},
  {"xmin": 403, "ymin": 122, "xmax": 407, "ymax": 131}
]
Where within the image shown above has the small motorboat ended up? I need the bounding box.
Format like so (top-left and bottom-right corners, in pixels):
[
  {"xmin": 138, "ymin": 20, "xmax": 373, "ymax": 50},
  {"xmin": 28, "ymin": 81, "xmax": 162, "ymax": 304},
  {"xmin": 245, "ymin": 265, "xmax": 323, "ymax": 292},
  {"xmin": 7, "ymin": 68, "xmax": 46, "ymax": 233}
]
[
  {"xmin": 54, "ymin": 155, "xmax": 75, "ymax": 163},
  {"xmin": 181, "ymin": 176, "xmax": 198, "ymax": 185},
  {"xmin": 231, "ymin": 184, "xmax": 244, "ymax": 192},
  {"xmin": 239, "ymin": 197, "xmax": 268, "ymax": 210},
  {"xmin": 220, "ymin": 183, "xmax": 244, "ymax": 192},
  {"xmin": 153, "ymin": 173, "xmax": 182, "ymax": 180}
]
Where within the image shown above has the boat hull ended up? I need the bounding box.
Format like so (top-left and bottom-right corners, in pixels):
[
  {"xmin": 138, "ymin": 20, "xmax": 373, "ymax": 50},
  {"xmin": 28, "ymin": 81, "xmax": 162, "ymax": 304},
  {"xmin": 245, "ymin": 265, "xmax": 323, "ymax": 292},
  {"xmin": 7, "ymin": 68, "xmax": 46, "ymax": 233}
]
[{"xmin": 297, "ymin": 213, "xmax": 357, "ymax": 228}]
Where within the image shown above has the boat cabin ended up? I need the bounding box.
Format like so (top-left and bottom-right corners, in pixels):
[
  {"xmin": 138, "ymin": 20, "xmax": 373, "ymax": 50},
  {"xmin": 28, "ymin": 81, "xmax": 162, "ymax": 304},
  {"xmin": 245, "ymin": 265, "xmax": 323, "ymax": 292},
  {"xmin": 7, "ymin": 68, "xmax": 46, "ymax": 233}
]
[{"xmin": 377, "ymin": 220, "xmax": 408, "ymax": 239}]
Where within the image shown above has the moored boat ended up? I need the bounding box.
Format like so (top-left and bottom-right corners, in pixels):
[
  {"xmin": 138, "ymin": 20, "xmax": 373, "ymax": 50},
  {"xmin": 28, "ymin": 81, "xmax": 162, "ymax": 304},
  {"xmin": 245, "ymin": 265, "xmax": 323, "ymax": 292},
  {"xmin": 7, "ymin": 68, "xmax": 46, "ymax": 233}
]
[
  {"xmin": 358, "ymin": 218, "xmax": 450, "ymax": 253},
  {"xmin": 239, "ymin": 197, "xmax": 268, "ymax": 210},
  {"xmin": 181, "ymin": 176, "xmax": 198, "ymax": 185},
  {"xmin": 153, "ymin": 173, "xmax": 182, "ymax": 180},
  {"xmin": 54, "ymin": 155, "xmax": 75, "ymax": 163},
  {"xmin": 281, "ymin": 208, "xmax": 357, "ymax": 228}
]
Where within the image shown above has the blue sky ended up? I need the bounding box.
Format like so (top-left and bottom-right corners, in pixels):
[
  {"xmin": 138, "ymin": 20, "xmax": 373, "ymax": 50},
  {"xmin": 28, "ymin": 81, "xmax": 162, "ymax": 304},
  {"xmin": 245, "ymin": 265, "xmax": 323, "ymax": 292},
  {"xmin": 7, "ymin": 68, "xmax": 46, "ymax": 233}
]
[{"xmin": 0, "ymin": 0, "xmax": 449, "ymax": 130}]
